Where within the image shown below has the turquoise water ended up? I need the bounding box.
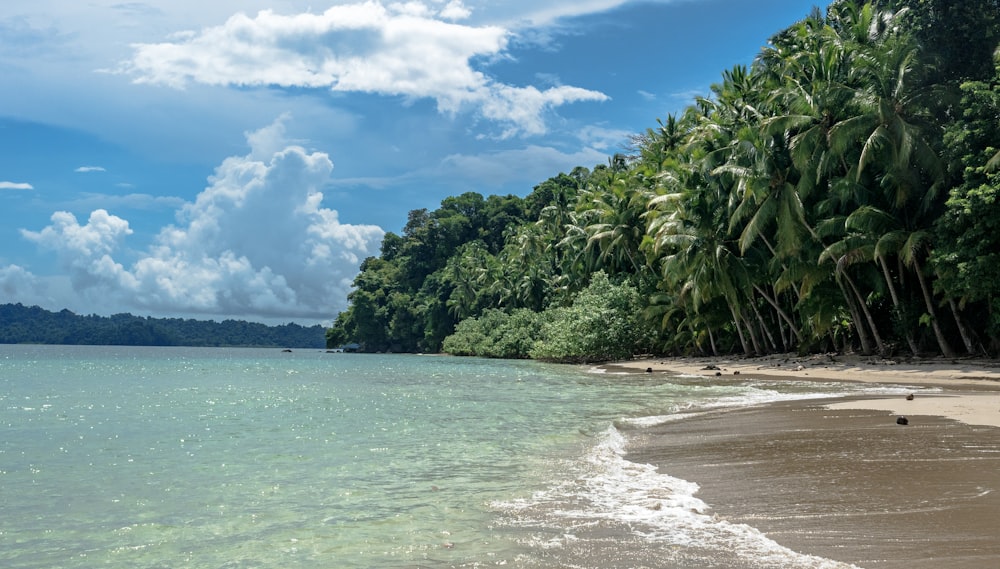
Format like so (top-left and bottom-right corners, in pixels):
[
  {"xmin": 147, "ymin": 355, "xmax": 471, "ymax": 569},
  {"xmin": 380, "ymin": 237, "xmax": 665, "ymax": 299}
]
[{"xmin": 0, "ymin": 345, "xmax": 909, "ymax": 568}]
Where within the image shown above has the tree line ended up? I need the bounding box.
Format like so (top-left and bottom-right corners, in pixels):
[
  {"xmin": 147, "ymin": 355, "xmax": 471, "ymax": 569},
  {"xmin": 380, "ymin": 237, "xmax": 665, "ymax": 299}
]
[
  {"xmin": 328, "ymin": 0, "xmax": 1000, "ymax": 362},
  {"xmin": 0, "ymin": 304, "xmax": 327, "ymax": 348}
]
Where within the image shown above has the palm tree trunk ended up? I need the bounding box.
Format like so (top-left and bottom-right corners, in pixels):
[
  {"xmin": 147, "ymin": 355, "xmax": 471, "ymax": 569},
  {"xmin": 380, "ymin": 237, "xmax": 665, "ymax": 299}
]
[
  {"xmin": 729, "ymin": 304, "xmax": 752, "ymax": 356},
  {"xmin": 753, "ymin": 284, "xmax": 804, "ymax": 344},
  {"xmin": 838, "ymin": 277, "xmax": 874, "ymax": 355},
  {"xmin": 947, "ymin": 298, "xmax": 978, "ymax": 355},
  {"xmin": 912, "ymin": 256, "xmax": 956, "ymax": 358},
  {"xmin": 776, "ymin": 286, "xmax": 793, "ymax": 351},
  {"xmin": 741, "ymin": 309, "xmax": 763, "ymax": 356},
  {"xmin": 843, "ymin": 272, "xmax": 887, "ymax": 356},
  {"xmin": 878, "ymin": 256, "xmax": 920, "ymax": 356},
  {"xmin": 775, "ymin": 308, "xmax": 790, "ymax": 352},
  {"xmin": 707, "ymin": 323, "xmax": 719, "ymax": 357},
  {"xmin": 753, "ymin": 304, "xmax": 779, "ymax": 354}
]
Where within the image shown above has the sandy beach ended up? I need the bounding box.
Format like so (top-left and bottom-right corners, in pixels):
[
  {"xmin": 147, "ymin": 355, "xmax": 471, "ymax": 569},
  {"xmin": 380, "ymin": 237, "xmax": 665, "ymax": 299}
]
[
  {"xmin": 611, "ymin": 353, "xmax": 1000, "ymax": 568},
  {"xmin": 611, "ymin": 353, "xmax": 1000, "ymax": 427}
]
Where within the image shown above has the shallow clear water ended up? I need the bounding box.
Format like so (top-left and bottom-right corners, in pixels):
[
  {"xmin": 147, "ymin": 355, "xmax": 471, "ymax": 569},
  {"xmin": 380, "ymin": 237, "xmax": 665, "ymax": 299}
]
[{"xmin": 0, "ymin": 345, "xmax": 912, "ymax": 568}]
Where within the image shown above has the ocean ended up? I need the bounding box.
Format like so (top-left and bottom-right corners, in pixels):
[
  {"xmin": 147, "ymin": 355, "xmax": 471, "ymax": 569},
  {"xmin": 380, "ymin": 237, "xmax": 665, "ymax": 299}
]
[{"xmin": 0, "ymin": 345, "xmax": 915, "ymax": 568}]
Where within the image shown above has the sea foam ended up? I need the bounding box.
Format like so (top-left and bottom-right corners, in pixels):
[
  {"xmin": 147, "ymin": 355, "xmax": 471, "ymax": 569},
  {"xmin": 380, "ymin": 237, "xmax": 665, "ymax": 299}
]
[{"xmin": 496, "ymin": 424, "xmax": 862, "ymax": 568}]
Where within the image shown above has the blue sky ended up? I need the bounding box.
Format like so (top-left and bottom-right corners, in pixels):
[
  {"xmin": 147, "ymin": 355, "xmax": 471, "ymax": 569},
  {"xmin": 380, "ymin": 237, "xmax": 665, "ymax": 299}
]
[{"xmin": 1, "ymin": 0, "xmax": 827, "ymax": 325}]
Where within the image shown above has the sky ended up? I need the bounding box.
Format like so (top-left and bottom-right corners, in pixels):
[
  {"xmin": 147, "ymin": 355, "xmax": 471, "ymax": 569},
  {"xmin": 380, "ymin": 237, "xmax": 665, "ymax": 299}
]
[{"xmin": 0, "ymin": 0, "xmax": 828, "ymax": 326}]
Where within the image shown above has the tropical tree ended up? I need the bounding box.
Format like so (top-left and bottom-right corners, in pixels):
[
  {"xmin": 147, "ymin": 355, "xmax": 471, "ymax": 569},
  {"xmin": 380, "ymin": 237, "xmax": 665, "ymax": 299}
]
[
  {"xmin": 333, "ymin": 0, "xmax": 1000, "ymax": 360},
  {"xmin": 581, "ymin": 171, "xmax": 649, "ymax": 276}
]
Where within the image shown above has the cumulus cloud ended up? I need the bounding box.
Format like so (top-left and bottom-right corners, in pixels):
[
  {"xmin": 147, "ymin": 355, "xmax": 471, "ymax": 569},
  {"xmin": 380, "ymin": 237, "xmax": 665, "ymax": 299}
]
[
  {"xmin": 0, "ymin": 264, "xmax": 40, "ymax": 297},
  {"xmin": 122, "ymin": 0, "xmax": 607, "ymax": 136},
  {"xmin": 21, "ymin": 209, "xmax": 134, "ymax": 289},
  {"xmin": 438, "ymin": 0, "xmax": 473, "ymax": 21},
  {"xmin": 0, "ymin": 181, "xmax": 34, "ymax": 190},
  {"xmin": 21, "ymin": 117, "xmax": 385, "ymax": 321},
  {"xmin": 75, "ymin": 166, "xmax": 107, "ymax": 173}
]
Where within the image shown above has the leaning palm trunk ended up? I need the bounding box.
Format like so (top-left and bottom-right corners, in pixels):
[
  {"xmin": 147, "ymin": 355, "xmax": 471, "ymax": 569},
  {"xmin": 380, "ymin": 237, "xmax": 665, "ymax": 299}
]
[
  {"xmin": 838, "ymin": 276, "xmax": 874, "ymax": 355},
  {"xmin": 878, "ymin": 256, "xmax": 920, "ymax": 356},
  {"xmin": 741, "ymin": 309, "xmax": 763, "ymax": 356},
  {"xmin": 707, "ymin": 324, "xmax": 719, "ymax": 357},
  {"xmin": 775, "ymin": 309, "xmax": 790, "ymax": 352},
  {"xmin": 912, "ymin": 256, "xmax": 956, "ymax": 358},
  {"xmin": 751, "ymin": 297, "xmax": 779, "ymax": 353},
  {"xmin": 842, "ymin": 272, "xmax": 887, "ymax": 356},
  {"xmin": 729, "ymin": 303, "xmax": 753, "ymax": 356},
  {"xmin": 753, "ymin": 284, "xmax": 804, "ymax": 344},
  {"xmin": 947, "ymin": 298, "xmax": 980, "ymax": 356}
]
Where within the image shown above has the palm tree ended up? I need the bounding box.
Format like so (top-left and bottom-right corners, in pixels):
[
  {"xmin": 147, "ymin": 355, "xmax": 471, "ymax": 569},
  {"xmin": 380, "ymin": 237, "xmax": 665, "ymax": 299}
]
[
  {"xmin": 502, "ymin": 224, "xmax": 557, "ymax": 311},
  {"xmin": 556, "ymin": 210, "xmax": 599, "ymax": 295},
  {"xmin": 579, "ymin": 168, "xmax": 649, "ymax": 277},
  {"xmin": 888, "ymin": 228, "xmax": 956, "ymax": 357},
  {"xmin": 443, "ymin": 241, "xmax": 500, "ymax": 319},
  {"xmin": 646, "ymin": 149, "xmax": 760, "ymax": 355},
  {"xmin": 820, "ymin": 205, "xmax": 921, "ymax": 355},
  {"xmin": 825, "ymin": 10, "xmax": 958, "ymax": 356}
]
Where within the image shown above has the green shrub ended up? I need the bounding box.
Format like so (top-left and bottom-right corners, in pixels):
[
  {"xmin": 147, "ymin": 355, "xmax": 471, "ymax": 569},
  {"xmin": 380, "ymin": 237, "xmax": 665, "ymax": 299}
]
[
  {"xmin": 442, "ymin": 308, "xmax": 544, "ymax": 358},
  {"xmin": 530, "ymin": 272, "xmax": 652, "ymax": 363}
]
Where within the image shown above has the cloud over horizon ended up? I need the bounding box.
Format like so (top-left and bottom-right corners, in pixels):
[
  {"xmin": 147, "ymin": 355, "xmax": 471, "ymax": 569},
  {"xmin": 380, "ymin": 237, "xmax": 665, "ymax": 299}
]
[
  {"xmin": 0, "ymin": 181, "xmax": 34, "ymax": 190},
  {"xmin": 122, "ymin": 0, "xmax": 608, "ymax": 137},
  {"xmin": 20, "ymin": 118, "xmax": 385, "ymax": 322}
]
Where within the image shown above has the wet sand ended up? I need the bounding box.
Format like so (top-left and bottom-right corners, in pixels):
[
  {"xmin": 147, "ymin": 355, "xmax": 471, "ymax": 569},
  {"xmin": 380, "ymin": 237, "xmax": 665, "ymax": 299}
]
[{"xmin": 626, "ymin": 398, "xmax": 1000, "ymax": 568}]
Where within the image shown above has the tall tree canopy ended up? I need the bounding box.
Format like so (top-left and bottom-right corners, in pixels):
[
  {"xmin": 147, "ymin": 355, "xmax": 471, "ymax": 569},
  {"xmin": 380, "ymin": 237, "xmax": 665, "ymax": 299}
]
[{"xmin": 329, "ymin": 1, "xmax": 1000, "ymax": 360}]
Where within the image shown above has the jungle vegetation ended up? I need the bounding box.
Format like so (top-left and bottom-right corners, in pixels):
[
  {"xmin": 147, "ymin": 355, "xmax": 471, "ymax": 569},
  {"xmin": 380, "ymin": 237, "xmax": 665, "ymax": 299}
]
[
  {"xmin": 0, "ymin": 303, "xmax": 327, "ymax": 348},
  {"xmin": 328, "ymin": 0, "xmax": 1000, "ymax": 362}
]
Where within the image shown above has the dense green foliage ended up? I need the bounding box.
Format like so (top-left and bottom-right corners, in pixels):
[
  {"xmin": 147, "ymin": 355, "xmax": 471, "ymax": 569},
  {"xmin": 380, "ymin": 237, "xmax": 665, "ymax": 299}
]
[
  {"xmin": 0, "ymin": 304, "xmax": 327, "ymax": 348},
  {"xmin": 442, "ymin": 308, "xmax": 545, "ymax": 359},
  {"xmin": 329, "ymin": 1, "xmax": 1000, "ymax": 360},
  {"xmin": 529, "ymin": 273, "xmax": 654, "ymax": 363},
  {"xmin": 440, "ymin": 273, "xmax": 654, "ymax": 362}
]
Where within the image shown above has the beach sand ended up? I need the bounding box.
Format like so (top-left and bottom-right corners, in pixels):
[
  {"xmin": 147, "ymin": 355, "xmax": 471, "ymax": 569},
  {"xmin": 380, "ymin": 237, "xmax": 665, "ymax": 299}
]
[
  {"xmin": 613, "ymin": 353, "xmax": 1000, "ymax": 427},
  {"xmin": 610, "ymin": 354, "xmax": 1000, "ymax": 568}
]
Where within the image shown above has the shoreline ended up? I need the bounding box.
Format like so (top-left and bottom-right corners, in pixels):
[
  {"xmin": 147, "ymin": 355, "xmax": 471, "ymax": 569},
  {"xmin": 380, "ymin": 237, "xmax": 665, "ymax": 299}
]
[
  {"xmin": 609, "ymin": 354, "xmax": 1000, "ymax": 567},
  {"xmin": 626, "ymin": 400, "xmax": 1000, "ymax": 569},
  {"xmin": 605, "ymin": 353, "xmax": 1000, "ymax": 428}
]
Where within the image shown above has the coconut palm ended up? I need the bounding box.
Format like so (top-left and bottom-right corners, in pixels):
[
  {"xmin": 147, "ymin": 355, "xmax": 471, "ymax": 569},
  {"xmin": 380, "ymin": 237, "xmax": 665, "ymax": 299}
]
[
  {"xmin": 820, "ymin": 205, "xmax": 921, "ymax": 355},
  {"xmin": 881, "ymin": 228, "xmax": 956, "ymax": 357}
]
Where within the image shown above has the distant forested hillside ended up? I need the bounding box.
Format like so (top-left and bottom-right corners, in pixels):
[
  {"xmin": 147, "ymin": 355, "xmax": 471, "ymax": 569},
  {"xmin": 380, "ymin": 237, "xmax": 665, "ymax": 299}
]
[
  {"xmin": 328, "ymin": 0, "xmax": 1000, "ymax": 361},
  {"xmin": 0, "ymin": 304, "xmax": 326, "ymax": 348}
]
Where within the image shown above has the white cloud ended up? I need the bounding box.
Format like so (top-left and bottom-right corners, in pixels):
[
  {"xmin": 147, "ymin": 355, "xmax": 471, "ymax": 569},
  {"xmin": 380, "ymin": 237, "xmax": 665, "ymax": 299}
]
[
  {"xmin": 0, "ymin": 264, "xmax": 40, "ymax": 297},
  {"xmin": 22, "ymin": 209, "xmax": 133, "ymax": 259},
  {"xmin": 21, "ymin": 209, "xmax": 134, "ymax": 289},
  {"xmin": 0, "ymin": 181, "xmax": 34, "ymax": 190},
  {"xmin": 506, "ymin": 0, "xmax": 635, "ymax": 27},
  {"xmin": 481, "ymin": 84, "xmax": 610, "ymax": 138},
  {"xmin": 122, "ymin": 0, "xmax": 607, "ymax": 136},
  {"xmin": 438, "ymin": 0, "xmax": 472, "ymax": 21},
  {"xmin": 74, "ymin": 165, "xmax": 106, "ymax": 173},
  {"xmin": 21, "ymin": 117, "xmax": 385, "ymax": 321}
]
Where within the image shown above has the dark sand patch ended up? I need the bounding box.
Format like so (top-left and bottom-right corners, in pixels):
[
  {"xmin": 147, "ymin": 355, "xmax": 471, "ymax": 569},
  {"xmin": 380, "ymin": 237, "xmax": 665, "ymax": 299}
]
[{"xmin": 626, "ymin": 399, "xmax": 1000, "ymax": 568}]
